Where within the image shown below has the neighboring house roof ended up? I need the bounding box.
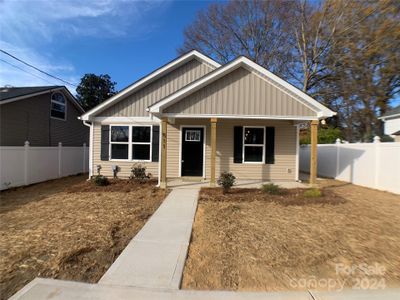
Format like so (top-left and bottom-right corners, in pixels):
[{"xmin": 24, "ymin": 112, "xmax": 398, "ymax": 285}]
[
  {"xmin": 148, "ymin": 56, "xmax": 335, "ymax": 119},
  {"xmin": 0, "ymin": 86, "xmax": 85, "ymax": 113},
  {"xmin": 392, "ymin": 130, "xmax": 400, "ymax": 135},
  {"xmin": 81, "ymin": 50, "xmax": 221, "ymax": 121},
  {"xmin": 379, "ymin": 105, "xmax": 400, "ymax": 120}
]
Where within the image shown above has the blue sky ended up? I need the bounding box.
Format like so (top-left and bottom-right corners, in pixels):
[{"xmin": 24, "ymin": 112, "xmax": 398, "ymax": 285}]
[{"xmin": 0, "ymin": 0, "xmax": 214, "ymax": 91}]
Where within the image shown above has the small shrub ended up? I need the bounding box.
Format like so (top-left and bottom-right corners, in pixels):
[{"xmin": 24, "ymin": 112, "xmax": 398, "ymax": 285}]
[
  {"xmin": 304, "ymin": 188, "xmax": 322, "ymax": 197},
  {"xmin": 217, "ymin": 171, "xmax": 236, "ymax": 194},
  {"xmin": 130, "ymin": 164, "xmax": 150, "ymax": 183},
  {"xmin": 262, "ymin": 183, "xmax": 282, "ymax": 195},
  {"xmin": 92, "ymin": 175, "xmax": 109, "ymax": 186}
]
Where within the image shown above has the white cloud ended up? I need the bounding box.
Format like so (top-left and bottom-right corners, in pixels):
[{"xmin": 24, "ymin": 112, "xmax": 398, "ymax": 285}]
[{"xmin": 0, "ymin": 0, "xmax": 169, "ymax": 91}]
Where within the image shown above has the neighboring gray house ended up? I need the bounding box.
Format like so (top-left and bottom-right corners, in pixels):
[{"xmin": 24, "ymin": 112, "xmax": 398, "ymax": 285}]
[
  {"xmin": 379, "ymin": 105, "xmax": 400, "ymax": 142},
  {"xmin": 0, "ymin": 86, "xmax": 88, "ymax": 146},
  {"xmin": 81, "ymin": 50, "xmax": 335, "ymax": 187}
]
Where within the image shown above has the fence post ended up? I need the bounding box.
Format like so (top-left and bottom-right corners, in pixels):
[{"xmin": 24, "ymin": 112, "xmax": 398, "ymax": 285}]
[
  {"xmin": 83, "ymin": 143, "xmax": 86, "ymax": 173},
  {"xmin": 24, "ymin": 141, "xmax": 30, "ymax": 185},
  {"xmin": 58, "ymin": 142, "xmax": 62, "ymax": 178},
  {"xmin": 335, "ymin": 138, "xmax": 341, "ymax": 178},
  {"xmin": 373, "ymin": 136, "xmax": 381, "ymax": 189}
]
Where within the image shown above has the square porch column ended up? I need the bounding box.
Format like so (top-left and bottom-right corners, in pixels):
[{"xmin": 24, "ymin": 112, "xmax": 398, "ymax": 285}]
[
  {"xmin": 160, "ymin": 118, "xmax": 168, "ymax": 189},
  {"xmin": 310, "ymin": 120, "xmax": 318, "ymax": 185},
  {"xmin": 210, "ymin": 118, "xmax": 217, "ymax": 187}
]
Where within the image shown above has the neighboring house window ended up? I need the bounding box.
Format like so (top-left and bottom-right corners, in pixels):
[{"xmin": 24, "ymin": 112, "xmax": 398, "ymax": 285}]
[
  {"xmin": 243, "ymin": 127, "xmax": 265, "ymax": 163},
  {"xmin": 50, "ymin": 92, "xmax": 66, "ymax": 120},
  {"xmin": 110, "ymin": 125, "xmax": 152, "ymax": 161}
]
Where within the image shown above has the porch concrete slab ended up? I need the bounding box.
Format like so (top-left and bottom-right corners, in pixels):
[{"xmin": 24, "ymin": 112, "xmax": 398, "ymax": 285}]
[{"xmin": 98, "ymin": 188, "xmax": 199, "ymax": 289}]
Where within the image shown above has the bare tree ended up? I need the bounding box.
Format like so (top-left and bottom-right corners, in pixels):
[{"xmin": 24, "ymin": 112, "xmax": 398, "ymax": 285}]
[{"xmin": 178, "ymin": 0, "xmax": 295, "ymax": 77}]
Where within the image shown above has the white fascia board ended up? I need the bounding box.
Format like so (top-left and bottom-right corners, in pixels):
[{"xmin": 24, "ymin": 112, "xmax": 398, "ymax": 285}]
[
  {"xmin": 159, "ymin": 113, "xmax": 318, "ymax": 121},
  {"xmin": 80, "ymin": 50, "xmax": 221, "ymax": 121},
  {"xmin": 94, "ymin": 116, "xmax": 160, "ymax": 124},
  {"xmin": 379, "ymin": 113, "xmax": 400, "ymax": 121},
  {"xmin": 150, "ymin": 56, "xmax": 336, "ymax": 119}
]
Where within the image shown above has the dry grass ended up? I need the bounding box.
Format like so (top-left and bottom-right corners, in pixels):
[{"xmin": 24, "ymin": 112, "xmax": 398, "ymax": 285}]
[
  {"xmin": 182, "ymin": 180, "xmax": 400, "ymax": 291},
  {"xmin": 0, "ymin": 175, "xmax": 168, "ymax": 299}
]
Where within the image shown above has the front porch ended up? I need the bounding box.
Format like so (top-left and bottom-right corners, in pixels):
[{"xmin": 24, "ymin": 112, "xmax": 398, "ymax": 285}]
[{"xmin": 158, "ymin": 117, "xmax": 319, "ymax": 189}]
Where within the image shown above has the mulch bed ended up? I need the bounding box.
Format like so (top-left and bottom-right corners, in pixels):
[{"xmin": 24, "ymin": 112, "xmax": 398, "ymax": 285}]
[
  {"xmin": 0, "ymin": 175, "xmax": 168, "ymax": 299},
  {"xmin": 182, "ymin": 182, "xmax": 400, "ymax": 291}
]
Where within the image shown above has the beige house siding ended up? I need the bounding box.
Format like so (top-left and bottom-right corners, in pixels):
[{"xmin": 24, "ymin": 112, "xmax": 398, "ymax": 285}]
[
  {"xmin": 0, "ymin": 92, "xmax": 88, "ymax": 146},
  {"xmin": 101, "ymin": 59, "xmax": 215, "ymax": 117},
  {"xmin": 164, "ymin": 67, "xmax": 317, "ymax": 117},
  {"xmin": 93, "ymin": 119, "xmax": 296, "ymax": 181},
  {"xmin": 92, "ymin": 123, "xmax": 159, "ymax": 178}
]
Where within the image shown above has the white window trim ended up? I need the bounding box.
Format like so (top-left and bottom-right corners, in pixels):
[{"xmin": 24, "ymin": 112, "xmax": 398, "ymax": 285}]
[
  {"xmin": 242, "ymin": 126, "xmax": 265, "ymax": 164},
  {"xmin": 109, "ymin": 124, "xmax": 153, "ymax": 162},
  {"xmin": 50, "ymin": 92, "xmax": 67, "ymax": 121}
]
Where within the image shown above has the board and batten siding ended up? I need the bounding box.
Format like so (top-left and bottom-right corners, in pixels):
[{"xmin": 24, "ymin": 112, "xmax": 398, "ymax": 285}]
[
  {"xmin": 93, "ymin": 119, "xmax": 296, "ymax": 181},
  {"xmin": 164, "ymin": 67, "xmax": 317, "ymax": 117},
  {"xmin": 101, "ymin": 59, "xmax": 215, "ymax": 117}
]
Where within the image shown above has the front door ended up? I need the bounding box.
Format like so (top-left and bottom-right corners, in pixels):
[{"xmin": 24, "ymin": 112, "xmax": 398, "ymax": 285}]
[{"xmin": 181, "ymin": 127, "xmax": 204, "ymax": 176}]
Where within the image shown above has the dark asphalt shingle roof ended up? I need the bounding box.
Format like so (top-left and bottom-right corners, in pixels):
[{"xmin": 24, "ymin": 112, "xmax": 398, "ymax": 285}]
[
  {"xmin": 381, "ymin": 105, "xmax": 400, "ymax": 118},
  {"xmin": 0, "ymin": 86, "xmax": 61, "ymax": 101}
]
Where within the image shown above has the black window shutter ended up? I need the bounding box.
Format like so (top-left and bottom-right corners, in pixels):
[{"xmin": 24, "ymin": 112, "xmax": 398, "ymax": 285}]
[
  {"xmin": 101, "ymin": 125, "xmax": 110, "ymax": 161},
  {"xmin": 265, "ymin": 127, "xmax": 275, "ymax": 164},
  {"xmin": 233, "ymin": 126, "xmax": 243, "ymax": 163},
  {"xmin": 152, "ymin": 125, "xmax": 160, "ymax": 162}
]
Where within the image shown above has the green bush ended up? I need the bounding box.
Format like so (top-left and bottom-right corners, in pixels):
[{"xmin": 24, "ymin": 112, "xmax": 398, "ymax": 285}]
[
  {"xmin": 130, "ymin": 164, "xmax": 150, "ymax": 182},
  {"xmin": 92, "ymin": 175, "xmax": 109, "ymax": 186},
  {"xmin": 261, "ymin": 183, "xmax": 282, "ymax": 195},
  {"xmin": 217, "ymin": 171, "xmax": 236, "ymax": 194},
  {"xmin": 304, "ymin": 188, "xmax": 322, "ymax": 197}
]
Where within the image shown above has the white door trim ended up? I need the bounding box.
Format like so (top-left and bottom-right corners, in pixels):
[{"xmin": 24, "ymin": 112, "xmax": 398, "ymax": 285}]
[{"xmin": 179, "ymin": 125, "xmax": 207, "ymax": 178}]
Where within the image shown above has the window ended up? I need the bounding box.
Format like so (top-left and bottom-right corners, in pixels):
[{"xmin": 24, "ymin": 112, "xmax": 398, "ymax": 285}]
[
  {"xmin": 110, "ymin": 125, "xmax": 152, "ymax": 161},
  {"xmin": 110, "ymin": 126, "xmax": 129, "ymax": 159},
  {"xmin": 132, "ymin": 126, "xmax": 151, "ymax": 160},
  {"xmin": 50, "ymin": 92, "xmax": 66, "ymax": 120},
  {"xmin": 185, "ymin": 130, "xmax": 201, "ymax": 142},
  {"xmin": 243, "ymin": 127, "xmax": 264, "ymax": 163}
]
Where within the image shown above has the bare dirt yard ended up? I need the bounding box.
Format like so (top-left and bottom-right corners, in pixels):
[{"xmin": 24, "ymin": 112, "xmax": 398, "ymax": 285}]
[
  {"xmin": 0, "ymin": 175, "xmax": 167, "ymax": 299},
  {"xmin": 182, "ymin": 179, "xmax": 400, "ymax": 292}
]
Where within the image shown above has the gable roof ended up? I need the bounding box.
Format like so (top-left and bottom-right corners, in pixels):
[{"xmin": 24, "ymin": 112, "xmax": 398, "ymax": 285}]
[
  {"xmin": 0, "ymin": 86, "xmax": 85, "ymax": 113},
  {"xmin": 379, "ymin": 105, "xmax": 400, "ymax": 120},
  {"xmin": 80, "ymin": 50, "xmax": 221, "ymax": 121},
  {"xmin": 148, "ymin": 56, "xmax": 335, "ymax": 119},
  {"xmin": 0, "ymin": 86, "xmax": 60, "ymax": 102}
]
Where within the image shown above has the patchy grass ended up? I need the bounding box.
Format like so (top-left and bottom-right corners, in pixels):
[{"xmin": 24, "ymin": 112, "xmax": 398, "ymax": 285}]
[
  {"xmin": 0, "ymin": 175, "xmax": 168, "ymax": 299},
  {"xmin": 182, "ymin": 180, "xmax": 400, "ymax": 291}
]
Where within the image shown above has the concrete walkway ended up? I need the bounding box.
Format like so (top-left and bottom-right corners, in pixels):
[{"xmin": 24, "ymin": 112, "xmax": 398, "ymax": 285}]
[
  {"xmin": 11, "ymin": 278, "xmax": 400, "ymax": 300},
  {"xmin": 98, "ymin": 188, "xmax": 199, "ymax": 289}
]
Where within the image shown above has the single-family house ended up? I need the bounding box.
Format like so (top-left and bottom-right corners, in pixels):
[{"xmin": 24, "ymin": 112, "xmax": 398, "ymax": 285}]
[
  {"xmin": 0, "ymin": 86, "xmax": 88, "ymax": 146},
  {"xmin": 81, "ymin": 50, "xmax": 335, "ymax": 187},
  {"xmin": 379, "ymin": 105, "xmax": 400, "ymax": 142}
]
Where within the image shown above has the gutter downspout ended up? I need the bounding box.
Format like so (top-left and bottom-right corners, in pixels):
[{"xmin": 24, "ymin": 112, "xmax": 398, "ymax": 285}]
[{"xmin": 82, "ymin": 120, "xmax": 93, "ymax": 180}]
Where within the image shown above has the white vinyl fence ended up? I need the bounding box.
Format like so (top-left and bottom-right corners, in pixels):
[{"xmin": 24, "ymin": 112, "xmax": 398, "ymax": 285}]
[
  {"xmin": 300, "ymin": 137, "xmax": 400, "ymax": 194},
  {"xmin": 0, "ymin": 141, "xmax": 89, "ymax": 190}
]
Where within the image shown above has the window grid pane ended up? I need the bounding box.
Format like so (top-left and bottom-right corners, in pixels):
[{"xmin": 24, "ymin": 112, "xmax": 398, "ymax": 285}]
[
  {"xmin": 132, "ymin": 126, "xmax": 151, "ymax": 143},
  {"xmin": 244, "ymin": 146, "xmax": 263, "ymax": 162},
  {"xmin": 111, "ymin": 126, "xmax": 129, "ymax": 142},
  {"xmin": 244, "ymin": 128, "xmax": 264, "ymax": 145},
  {"xmin": 132, "ymin": 144, "xmax": 150, "ymax": 160},
  {"xmin": 111, "ymin": 144, "xmax": 129, "ymax": 159}
]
